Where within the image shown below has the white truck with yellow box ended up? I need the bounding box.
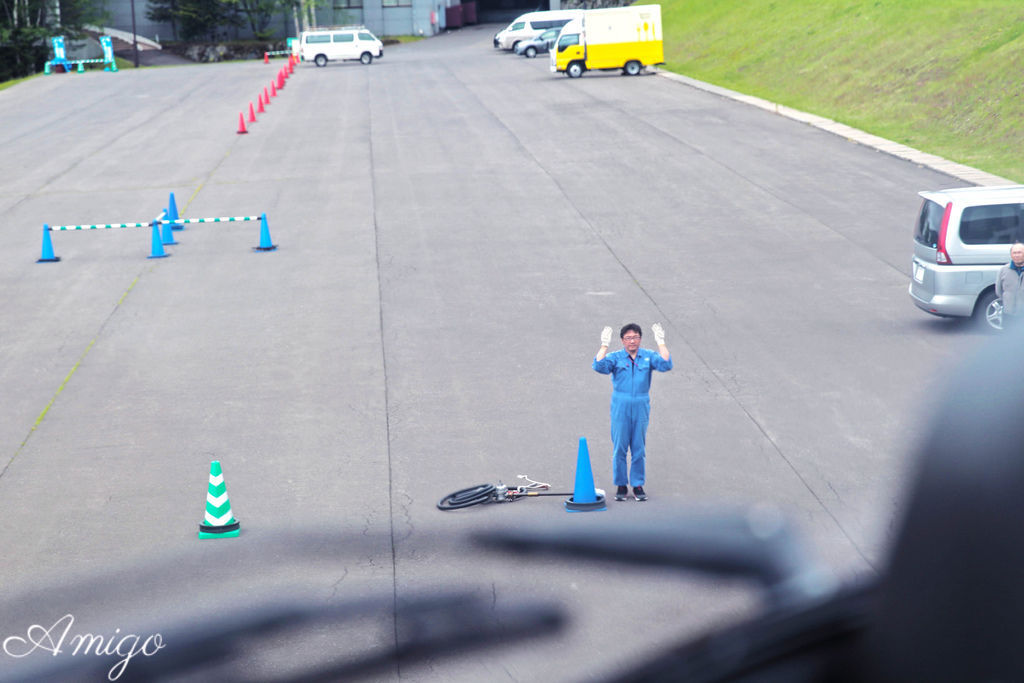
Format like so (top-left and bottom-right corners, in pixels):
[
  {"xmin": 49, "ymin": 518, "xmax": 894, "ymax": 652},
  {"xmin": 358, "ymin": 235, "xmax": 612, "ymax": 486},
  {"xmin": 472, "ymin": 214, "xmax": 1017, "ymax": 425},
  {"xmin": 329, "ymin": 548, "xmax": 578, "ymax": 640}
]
[{"xmin": 551, "ymin": 4, "xmax": 663, "ymax": 78}]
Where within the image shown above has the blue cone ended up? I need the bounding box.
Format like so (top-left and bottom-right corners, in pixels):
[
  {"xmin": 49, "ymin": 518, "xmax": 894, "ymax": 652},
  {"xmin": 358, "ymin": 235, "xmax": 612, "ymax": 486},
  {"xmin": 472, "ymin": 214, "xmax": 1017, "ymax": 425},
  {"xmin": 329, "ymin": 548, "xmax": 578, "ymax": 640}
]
[
  {"xmin": 565, "ymin": 437, "xmax": 606, "ymax": 512},
  {"xmin": 148, "ymin": 220, "xmax": 169, "ymax": 259},
  {"xmin": 254, "ymin": 213, "xmax": 277, "ymax": 251},
  {"xmin": 37, "ymin": 225, "xmax": 60, "ymax": 263},
  {"xmin": 167, "ymin": 192, "xmax": 183, "ymax": 231},
  {"xmin": 160, "ymin": 212, "xmax": 178, "ymax": 245}
]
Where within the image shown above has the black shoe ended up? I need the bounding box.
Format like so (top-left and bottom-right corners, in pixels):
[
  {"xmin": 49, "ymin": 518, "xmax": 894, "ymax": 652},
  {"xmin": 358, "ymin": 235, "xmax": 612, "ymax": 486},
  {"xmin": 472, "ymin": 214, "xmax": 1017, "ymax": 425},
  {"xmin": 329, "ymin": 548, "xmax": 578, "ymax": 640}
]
[
  {"xmin": 614, "ymin": 486, "xmax": 628, "ymax": 501},
  {"xmin": 633, "ymin": 486, "xmax": 648, "ymax": 501}
]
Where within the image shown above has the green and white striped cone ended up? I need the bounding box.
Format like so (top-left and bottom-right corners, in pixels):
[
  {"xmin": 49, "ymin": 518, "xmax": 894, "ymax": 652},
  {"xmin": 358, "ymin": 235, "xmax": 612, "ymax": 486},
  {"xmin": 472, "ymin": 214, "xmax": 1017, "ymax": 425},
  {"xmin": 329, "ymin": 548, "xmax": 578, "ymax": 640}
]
[{"xmin": 199, "ymin": 460, "xmax": 240, "ymax": 539}]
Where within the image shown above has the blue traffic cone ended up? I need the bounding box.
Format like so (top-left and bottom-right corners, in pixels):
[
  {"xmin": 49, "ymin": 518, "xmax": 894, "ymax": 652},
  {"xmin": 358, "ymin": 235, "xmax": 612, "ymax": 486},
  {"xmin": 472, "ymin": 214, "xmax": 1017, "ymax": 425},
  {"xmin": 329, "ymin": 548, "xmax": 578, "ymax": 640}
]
[
  {"xmin": 147, "ymin": 220, "xmax": 169, "ymax": 259},
  {"xmin": 167, "ymin": 192, "xmax": 182, "ymax": 231},
  {"xmin": 160, "ymin": 213, "xmax": 178, "ymax": 246},
  {"xmin": 253, "ymin": 213, "xmax": 277, "ymax": 251},
  {"xmin": 565, "ymin": 437, "xmax": 606, "ymax": 512},
  {"xmin": 37, "ymin": 225, "xmax": 60, "ymax": 263}
]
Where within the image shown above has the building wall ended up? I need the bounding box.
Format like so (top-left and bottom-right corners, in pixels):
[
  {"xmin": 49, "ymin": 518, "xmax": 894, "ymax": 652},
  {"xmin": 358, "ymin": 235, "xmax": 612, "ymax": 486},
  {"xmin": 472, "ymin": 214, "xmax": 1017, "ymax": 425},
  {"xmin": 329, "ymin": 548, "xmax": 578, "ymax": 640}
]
[
  {"xmin": 103, "ymin": 0, "xmax": 455, "ymax": 43},
  {"xmin": 321, "ymin": 0, "xmax": 442, "ymax": 37}
]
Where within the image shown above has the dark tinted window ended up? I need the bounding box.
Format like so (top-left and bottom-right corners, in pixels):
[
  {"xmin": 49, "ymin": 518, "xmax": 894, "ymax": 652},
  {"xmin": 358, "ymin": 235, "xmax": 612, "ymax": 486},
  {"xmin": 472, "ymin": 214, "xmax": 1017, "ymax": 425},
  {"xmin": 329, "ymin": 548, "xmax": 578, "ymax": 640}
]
[
  {"xmin": 558, "ymin": 34, "xmax": 579, "ymax": 51},
  {"xmin": 914, "ymin": 199, "xmax": 945, "ymax": 248},
  {"xmin": 960, "ymin": 204, "xmax": 1024, "ymax": 245}
]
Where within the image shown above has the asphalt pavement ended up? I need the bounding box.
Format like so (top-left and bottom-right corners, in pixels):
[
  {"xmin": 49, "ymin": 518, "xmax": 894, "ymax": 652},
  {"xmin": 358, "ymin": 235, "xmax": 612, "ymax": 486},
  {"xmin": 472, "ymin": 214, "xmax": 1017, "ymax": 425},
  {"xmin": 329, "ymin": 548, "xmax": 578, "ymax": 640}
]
[{"xmin": 0, "ymin": 24, "xmax": 990, "ymax": 681}]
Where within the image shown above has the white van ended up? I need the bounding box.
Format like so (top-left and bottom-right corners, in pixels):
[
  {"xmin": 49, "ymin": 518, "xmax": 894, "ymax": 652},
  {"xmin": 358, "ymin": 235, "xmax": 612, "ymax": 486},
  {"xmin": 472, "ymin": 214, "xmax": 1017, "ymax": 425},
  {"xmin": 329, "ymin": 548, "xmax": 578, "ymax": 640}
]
[
  {"xmin": 910, "ymin": 185, "xmax": 1024, "ymax": 329},
  {"xmin": 301, "ymin": 26, "xmax": 383, "ymax": 67},
  {"xmin": 494, "ymin": 10, "xmax": 582, "ymax": 51}
]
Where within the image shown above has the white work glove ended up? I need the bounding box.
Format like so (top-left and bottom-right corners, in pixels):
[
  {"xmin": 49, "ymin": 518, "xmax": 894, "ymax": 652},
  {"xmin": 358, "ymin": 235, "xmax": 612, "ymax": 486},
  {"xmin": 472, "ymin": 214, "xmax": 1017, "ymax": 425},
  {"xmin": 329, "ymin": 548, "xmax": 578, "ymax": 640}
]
[
  {"xmin": 600, "ymin": 326, "xmax": 612, "ymax": 347},
  {"xmin": 652, "ymin": 322, "xmax": 665, "ymax": 346}
]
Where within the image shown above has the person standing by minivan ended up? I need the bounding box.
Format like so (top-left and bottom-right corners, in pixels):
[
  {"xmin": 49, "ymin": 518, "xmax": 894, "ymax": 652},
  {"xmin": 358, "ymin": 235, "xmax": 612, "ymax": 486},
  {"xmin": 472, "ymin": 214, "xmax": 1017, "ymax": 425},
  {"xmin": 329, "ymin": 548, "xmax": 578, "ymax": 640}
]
[{"xmin": 995, "ymin": 243, "xmax": 1024, "ymax": 329}]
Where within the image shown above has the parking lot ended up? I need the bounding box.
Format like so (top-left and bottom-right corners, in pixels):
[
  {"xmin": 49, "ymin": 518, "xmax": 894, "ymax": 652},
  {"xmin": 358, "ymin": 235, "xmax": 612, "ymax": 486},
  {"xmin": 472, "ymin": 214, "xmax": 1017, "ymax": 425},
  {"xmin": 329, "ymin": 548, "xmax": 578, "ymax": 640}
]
[{"xmin": 0, "ymin": 23, "xmax": 988, "ymax": 680}]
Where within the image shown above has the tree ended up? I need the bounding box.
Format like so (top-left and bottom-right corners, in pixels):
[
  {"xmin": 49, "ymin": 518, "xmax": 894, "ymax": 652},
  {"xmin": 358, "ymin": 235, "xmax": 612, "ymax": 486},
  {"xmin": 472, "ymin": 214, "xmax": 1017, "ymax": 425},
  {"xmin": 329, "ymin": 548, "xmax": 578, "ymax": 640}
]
[
  {"xmin": 227, "ymin": 0, "xmax": 280, "ymax": 40},
  {"xmin": 0, "ymin": 0, "xmax": 107, "ymax": 80},
  {"xmin": 175, "ymin": 0, "xmax": 238, "ymax": 41},
  {"xmin": 146, "ymin": 0, "xmax": 180, "ymax": 40}
]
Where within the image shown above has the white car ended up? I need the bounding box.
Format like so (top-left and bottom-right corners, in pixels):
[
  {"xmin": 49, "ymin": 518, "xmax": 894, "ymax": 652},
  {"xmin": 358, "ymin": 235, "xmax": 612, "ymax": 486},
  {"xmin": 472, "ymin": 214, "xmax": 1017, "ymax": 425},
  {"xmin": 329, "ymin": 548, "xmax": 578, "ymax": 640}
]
[
  {"xmin": 301, "ymin": 26, "xmax": 383, "ymax": 66},
  {"xmin": 493, "ymin": 10, "xmax": 581, "ymax": 51}
]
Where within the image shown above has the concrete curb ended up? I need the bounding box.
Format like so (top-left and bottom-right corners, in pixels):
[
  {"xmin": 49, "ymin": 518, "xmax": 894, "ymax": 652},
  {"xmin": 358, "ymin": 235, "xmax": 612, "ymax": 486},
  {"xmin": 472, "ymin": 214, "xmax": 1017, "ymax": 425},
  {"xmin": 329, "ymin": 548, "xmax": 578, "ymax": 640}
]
[{"xmin": 655, "ymin": 69, "xmax": 1016, "ymax": 187}]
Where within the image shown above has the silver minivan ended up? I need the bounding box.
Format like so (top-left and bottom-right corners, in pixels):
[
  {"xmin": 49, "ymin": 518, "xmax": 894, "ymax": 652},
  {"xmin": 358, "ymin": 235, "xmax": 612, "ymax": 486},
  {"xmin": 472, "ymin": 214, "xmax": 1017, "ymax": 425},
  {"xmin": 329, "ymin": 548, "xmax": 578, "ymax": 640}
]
[{"xmin": 910, "ymin": 185, "xmax": 1024, "ymax": 329}]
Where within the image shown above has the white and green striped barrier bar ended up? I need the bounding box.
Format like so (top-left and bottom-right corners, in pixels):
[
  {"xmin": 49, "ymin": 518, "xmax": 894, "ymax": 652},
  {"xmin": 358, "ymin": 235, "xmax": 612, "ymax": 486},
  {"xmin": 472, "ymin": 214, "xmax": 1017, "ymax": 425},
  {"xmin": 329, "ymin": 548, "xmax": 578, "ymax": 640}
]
[
  {"xmin": 165, "ymin": 216, "xmax": 260, "ymax": 225},
  {"xmin": 49, "ymin": 215, "xmax": 258, "ymax": 230},
  {"xmin": 50, "ymin": 221, "xmax": 151, "ymax": 230}
]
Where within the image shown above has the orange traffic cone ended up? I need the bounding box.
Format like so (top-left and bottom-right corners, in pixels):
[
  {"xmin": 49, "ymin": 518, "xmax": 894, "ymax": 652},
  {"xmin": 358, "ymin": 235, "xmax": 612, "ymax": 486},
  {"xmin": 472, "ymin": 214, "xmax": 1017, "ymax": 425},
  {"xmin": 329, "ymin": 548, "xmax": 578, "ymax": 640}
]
[
  {"xmin": 257, "ymin": 92, "xmax": 265, "ymax": 114},
  {"xmin": 263, "ymin": 51, "xmax": 269, "ymax": 64},
  {"xmin": 270, "ymin": 81, "xmax": 277, "ymax": 97},
  {"xmin": 237, "ymin": 112, "xmax": 248, "ymax": 134},
  {"xmin": 247, "ymin": 101, "xmax": 256, "ymax": 123}
]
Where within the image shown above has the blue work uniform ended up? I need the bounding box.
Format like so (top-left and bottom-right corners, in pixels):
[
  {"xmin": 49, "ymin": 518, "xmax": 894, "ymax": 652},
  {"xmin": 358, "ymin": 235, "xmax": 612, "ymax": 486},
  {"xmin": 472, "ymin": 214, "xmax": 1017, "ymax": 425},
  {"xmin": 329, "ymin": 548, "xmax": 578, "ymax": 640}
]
[{"xmin": 593, "ymin": 348, "xmax": 672, "ymax": 487}]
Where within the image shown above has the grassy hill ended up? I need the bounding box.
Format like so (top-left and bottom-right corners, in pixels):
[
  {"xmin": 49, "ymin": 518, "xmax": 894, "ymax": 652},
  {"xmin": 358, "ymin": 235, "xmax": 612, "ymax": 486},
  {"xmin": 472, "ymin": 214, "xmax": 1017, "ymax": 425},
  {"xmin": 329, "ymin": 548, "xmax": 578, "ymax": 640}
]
[{"xmin": 661, "ymin": 0, "xmax": 1024, "ymax": 183}]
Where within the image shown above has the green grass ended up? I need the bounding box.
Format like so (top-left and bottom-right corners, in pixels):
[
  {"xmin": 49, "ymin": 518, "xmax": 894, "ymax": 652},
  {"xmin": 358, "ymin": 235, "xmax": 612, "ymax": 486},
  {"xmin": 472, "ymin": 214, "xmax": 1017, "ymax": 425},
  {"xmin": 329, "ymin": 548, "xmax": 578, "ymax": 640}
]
[
  {"xmin": 382, "ymin": 35, "xmax": 426, "ymax": 43},
  {"xmin": 0, "ymin": 72, "xmax": 39, "ymax": 92},
  {"xmin": 661, "ymin": 0, "xmax": 1024, "ymax": 182}
]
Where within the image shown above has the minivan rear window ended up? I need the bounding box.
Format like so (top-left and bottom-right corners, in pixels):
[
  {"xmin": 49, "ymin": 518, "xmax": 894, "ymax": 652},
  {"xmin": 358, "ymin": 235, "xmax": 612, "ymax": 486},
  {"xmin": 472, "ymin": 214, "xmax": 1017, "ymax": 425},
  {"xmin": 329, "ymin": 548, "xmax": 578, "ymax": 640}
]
[
  {"xmin": 960, "ymin": 204, "xmax": 1024, "ymax": 245},
  {"xmin": 914, "ymin": 199, "xmax": 945, "ymax": 248}
]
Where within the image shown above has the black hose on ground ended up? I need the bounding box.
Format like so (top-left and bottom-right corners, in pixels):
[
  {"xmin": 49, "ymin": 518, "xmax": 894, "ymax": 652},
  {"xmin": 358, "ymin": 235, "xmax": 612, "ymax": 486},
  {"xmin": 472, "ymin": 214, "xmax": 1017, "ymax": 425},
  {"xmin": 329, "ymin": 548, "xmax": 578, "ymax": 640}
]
[{"xmin": 437, "ymin": 484, "xmax": 497, "ymax": 510}]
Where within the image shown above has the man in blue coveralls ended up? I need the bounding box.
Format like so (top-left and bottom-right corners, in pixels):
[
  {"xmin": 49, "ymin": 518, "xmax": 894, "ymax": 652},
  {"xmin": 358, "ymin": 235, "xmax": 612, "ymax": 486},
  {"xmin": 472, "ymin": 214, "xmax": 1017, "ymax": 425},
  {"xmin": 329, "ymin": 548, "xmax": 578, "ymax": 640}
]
[{"xmin": 593, "ymin": 323, "xmax": 672, "ymax": 501}]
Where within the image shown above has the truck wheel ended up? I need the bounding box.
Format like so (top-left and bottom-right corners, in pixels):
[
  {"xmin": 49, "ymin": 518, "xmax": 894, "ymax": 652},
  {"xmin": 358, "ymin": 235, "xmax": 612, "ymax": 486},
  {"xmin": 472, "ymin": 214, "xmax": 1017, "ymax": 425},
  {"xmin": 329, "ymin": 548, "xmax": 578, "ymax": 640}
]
[
  {"xmin": 624, "ymin": 60, "xmax": 641, "ymax": 76},
  {"xmin": 360, "ymin": 52, "xmax": 373, "ymax": 65},
  {"xmin": 525, "ymin": 46, "xmax": 537, "ymax": 58},
  {"xmin": 314, "ymin": 54, "xmax": 327, "ymax": 67},
  {"xmin": 567, "ymin": 61, "xmax": 584, "ymax": 78}
]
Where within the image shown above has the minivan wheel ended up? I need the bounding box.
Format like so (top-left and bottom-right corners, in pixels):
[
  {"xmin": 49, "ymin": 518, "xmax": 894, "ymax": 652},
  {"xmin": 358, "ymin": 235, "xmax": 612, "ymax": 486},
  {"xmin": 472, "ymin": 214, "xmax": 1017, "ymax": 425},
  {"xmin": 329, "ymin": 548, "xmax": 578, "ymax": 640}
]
[
  {"xmin": 314, "ymin": 54, "xmax": 327, "ymax": 67},
  {"xmin": 984, "ymin": 295, "xmax": 1003, "ymax": 331},
  {"xmin": 360, "ymin": 52, "xmax": 373, "ymax": 65},
  {"xmin": 511, "ymin": 41, "xmax": 521, "ymax": 52},
  {"xmin": 567, "ymin": 61, "xmax": 584, "ymax": 78},
  {"xmin": 624, "ymin": 60, "xmax": 641, "ymax": 76},
  {"xmin": 525, "ymin": 46, "xmax": 537, "ymax": 58}
]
